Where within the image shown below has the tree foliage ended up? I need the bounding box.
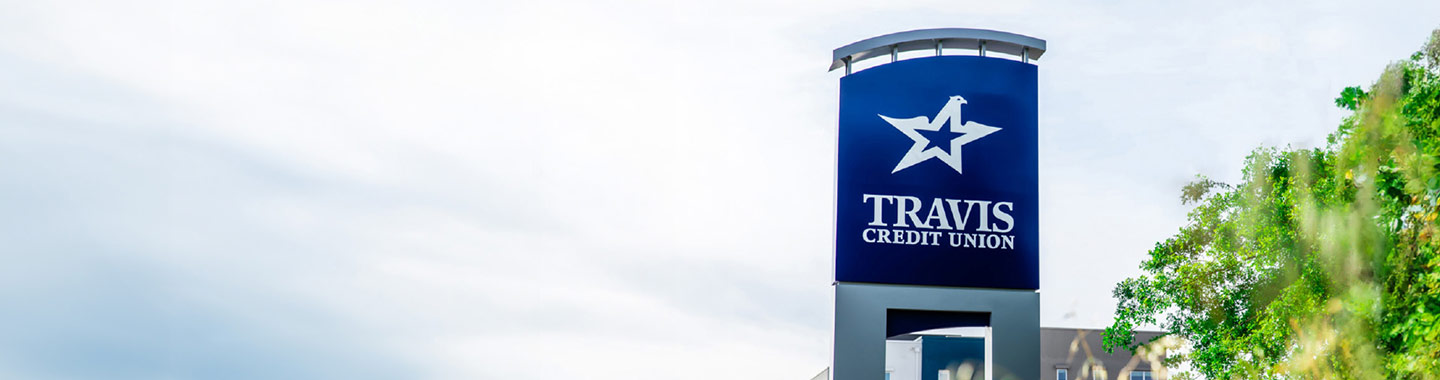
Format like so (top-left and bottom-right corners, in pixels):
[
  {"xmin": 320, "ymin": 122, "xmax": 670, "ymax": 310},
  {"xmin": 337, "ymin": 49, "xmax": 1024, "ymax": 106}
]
[{"xmin": 1104, "ymin": 29, "xmax": 1440, "ymax": 379}]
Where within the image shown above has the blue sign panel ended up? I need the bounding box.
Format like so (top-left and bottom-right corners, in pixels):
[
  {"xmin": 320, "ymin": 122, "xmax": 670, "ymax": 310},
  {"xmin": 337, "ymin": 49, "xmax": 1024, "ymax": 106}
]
[{"xmin": 836, "ymin": 55, "xmax": 1038, "ymax": 289}]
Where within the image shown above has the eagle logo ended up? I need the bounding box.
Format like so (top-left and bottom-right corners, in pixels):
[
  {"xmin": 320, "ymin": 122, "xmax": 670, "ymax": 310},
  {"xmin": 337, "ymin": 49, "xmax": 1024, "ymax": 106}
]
[{"xmin": 879, "ymin": 95, "xmax": 1000, "ymax": 174}]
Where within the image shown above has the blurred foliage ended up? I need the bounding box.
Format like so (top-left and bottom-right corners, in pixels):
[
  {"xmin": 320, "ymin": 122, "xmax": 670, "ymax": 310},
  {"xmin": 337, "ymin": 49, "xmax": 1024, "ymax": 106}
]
[{"xmin": 1104, "ymin": 29, "xmax": 1440, "ymax": 379}]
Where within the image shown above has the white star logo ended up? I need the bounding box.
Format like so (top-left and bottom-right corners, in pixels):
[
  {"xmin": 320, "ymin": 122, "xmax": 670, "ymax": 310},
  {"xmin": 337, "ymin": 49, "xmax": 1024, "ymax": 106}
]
[{"xmin": 878, "ymin": 95, "xmax": 1000, "ymax": 174}]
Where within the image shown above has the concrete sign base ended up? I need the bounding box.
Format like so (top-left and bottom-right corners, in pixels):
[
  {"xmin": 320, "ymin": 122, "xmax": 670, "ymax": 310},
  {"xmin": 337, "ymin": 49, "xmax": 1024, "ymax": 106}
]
[{"xmin": 833, "ymin": 283, "xmax": 1039, "ymax": 380}]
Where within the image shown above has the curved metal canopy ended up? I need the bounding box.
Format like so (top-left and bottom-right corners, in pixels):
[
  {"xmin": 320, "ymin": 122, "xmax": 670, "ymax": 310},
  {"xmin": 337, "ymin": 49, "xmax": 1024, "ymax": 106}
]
[{"xmin": 829, "ymin": 28, "xmax": 1047, "ymax": 71}]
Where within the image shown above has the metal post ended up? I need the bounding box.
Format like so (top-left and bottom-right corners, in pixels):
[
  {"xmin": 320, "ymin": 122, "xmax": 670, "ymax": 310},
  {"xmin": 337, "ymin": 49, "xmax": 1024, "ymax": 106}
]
[
  {"xmin": 1022, "ymin": 47, "xmax": 1029, "ymax": 63},
  {"xmin": 843, "ymin": 57, "xmax": 851, "ymax": 75},
  {"xmin": 890, "ymin": 45, "xmax": 898, "ymax": 62},
  {"xmin": 979, "ymin": 40, "xmax": 987, "ymax": 57},
  {"xmin": 985, "ymin": 325, "xmax": 994, "ymax": 380},
  {"xmin": 936, "ymin": 39, "xmax": 943, "ymax": 56}
]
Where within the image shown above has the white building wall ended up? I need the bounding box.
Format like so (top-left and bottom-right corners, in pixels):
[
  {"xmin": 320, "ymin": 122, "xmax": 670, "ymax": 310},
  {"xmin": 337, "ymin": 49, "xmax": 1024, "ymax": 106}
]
[{"xmin": 885, "ymin": 339, "xmax": 922, "ymax": 380}]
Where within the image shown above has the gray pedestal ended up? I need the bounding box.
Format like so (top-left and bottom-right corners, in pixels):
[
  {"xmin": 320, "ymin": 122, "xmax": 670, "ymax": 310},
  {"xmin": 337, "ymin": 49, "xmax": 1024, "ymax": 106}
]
[{"xmin": 833, "ymin": 283, "xmax": 1039, "ymax": 380}]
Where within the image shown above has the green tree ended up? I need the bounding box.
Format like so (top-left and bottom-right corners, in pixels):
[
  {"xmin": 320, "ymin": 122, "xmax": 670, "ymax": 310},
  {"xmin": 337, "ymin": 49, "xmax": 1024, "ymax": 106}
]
[{"xmin": 1104, "ymin": 29, "xmax": 1440, "ymax": 379}]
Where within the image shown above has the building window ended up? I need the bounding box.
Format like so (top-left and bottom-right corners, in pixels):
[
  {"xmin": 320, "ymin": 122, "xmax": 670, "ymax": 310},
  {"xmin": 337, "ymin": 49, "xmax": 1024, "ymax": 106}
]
[
  {"xmin": 1128, "ymin": 371, "xmax": 1154, "ymax": 380},
  {"xmin": 1056, "ymin": 368, "xmax": 1068, "ymax": 380}
]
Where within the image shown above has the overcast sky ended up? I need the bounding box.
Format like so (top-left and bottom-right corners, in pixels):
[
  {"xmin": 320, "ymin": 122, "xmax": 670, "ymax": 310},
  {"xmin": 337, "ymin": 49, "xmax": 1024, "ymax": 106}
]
[{"xmin": 2, "ymin": 0, "xmax": 1438, "ymax": 379}]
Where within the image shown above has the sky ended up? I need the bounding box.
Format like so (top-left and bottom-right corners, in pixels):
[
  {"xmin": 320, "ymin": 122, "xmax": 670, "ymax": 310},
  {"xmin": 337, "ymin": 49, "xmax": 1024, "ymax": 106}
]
[{"xmin": 1, "ymin": 0, "xmax": 1438, "ymax": 379}]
